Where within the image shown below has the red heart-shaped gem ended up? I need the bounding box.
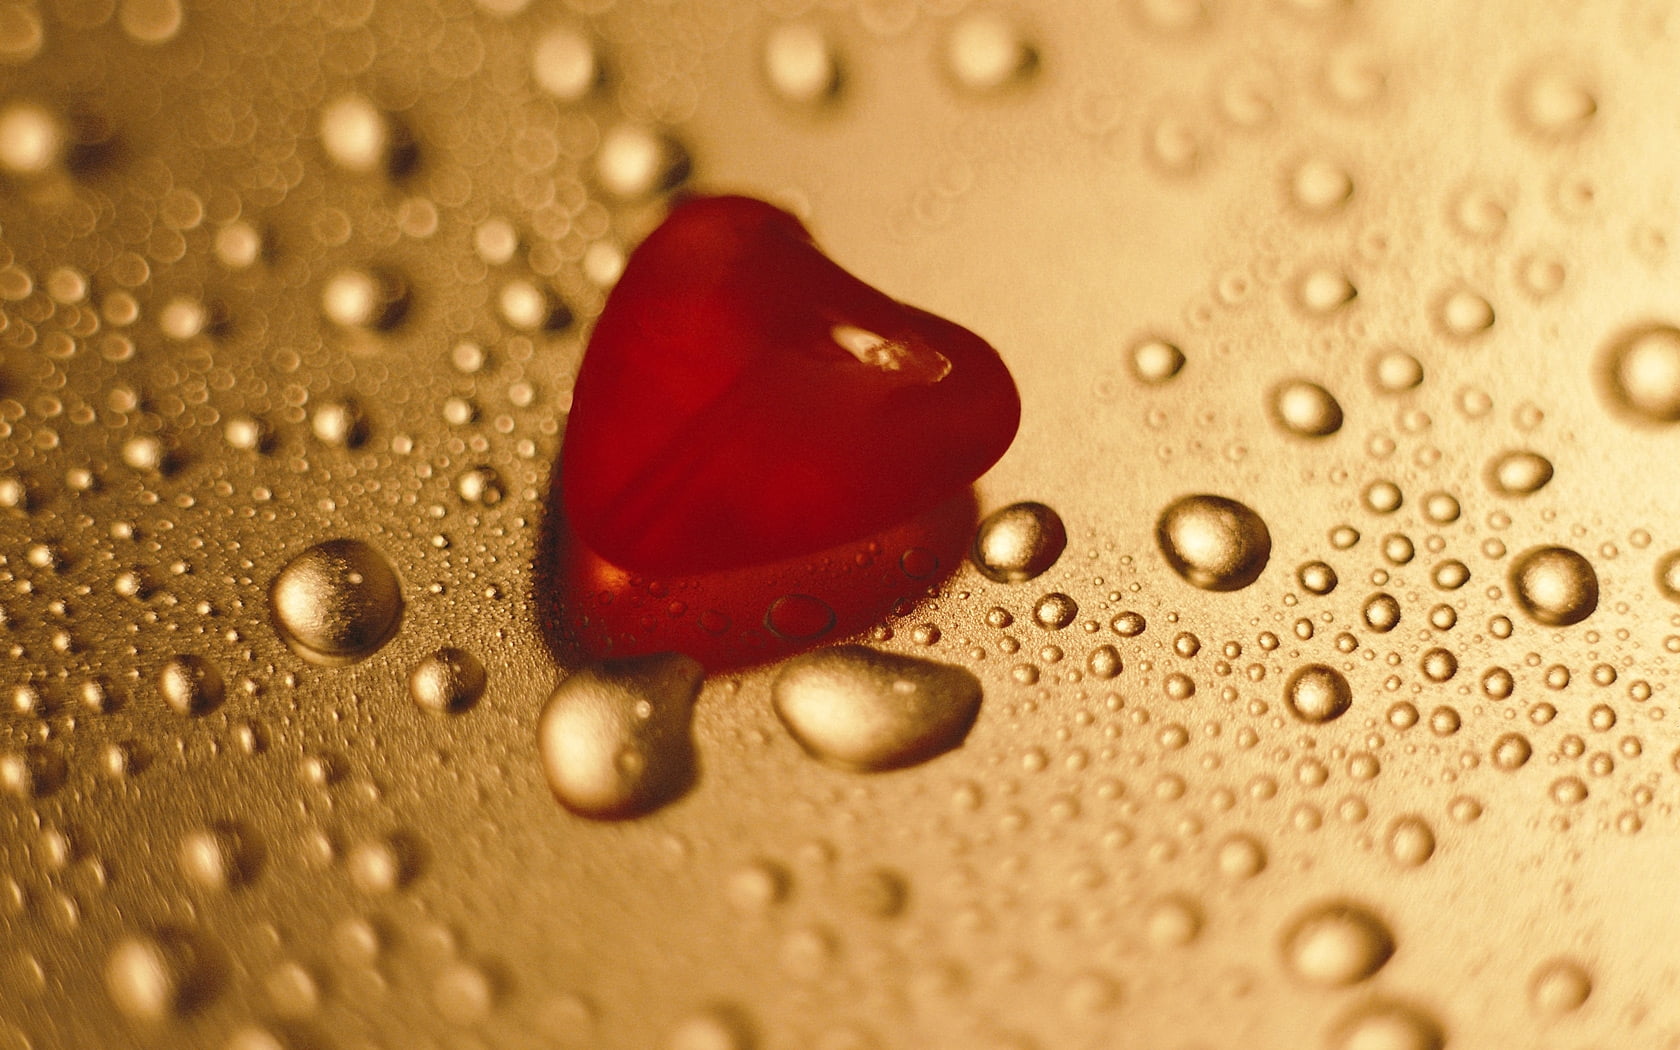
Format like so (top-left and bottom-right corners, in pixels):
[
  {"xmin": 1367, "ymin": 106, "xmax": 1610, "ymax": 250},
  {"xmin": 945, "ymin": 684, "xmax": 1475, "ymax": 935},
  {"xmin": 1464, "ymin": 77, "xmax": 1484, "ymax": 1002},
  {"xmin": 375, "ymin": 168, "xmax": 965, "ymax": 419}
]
[{"xmin": 561, "ymin": 195, "xmax": 1020, "ymax": 575}]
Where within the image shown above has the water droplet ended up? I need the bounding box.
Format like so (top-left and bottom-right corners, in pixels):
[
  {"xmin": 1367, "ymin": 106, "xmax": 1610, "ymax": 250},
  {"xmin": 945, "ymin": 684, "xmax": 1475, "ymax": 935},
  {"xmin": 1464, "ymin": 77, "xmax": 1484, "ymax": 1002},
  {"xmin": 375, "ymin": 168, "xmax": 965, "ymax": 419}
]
[
  {"xmin": 318, "ymin": 93, "xmax": 401, "ymax": 176},
  {"xmin": 1371, "ymin": 349, "xmax": 1424, "ymax": 393},
  {"xmin": 764, "ymin": 23, "xmax": 841, "ymax": 106},
  {"xmin": 764, "ymin": 594, "xmax": 837, "ymax": 641},
  {"xmin": 1284, "ymin": 664, "xmax": 1352, "ymax": 724},
  {"xmin": 1490, "ymin": 732, "xmax": 1533, "ymax": 771},
  {"xmin": 158, "ymin": 655, "xmax": 224, "ymax": 716},
  {"xmin": 595, "ymin": 124, "xmax": 687, "ymax": 200},
  {"xmin": 105, "ymin": 929, "xmax": 217, "ymax": 1021},
  {"xmin": 1419, "ymin": 647, "xmax": 1457, "ymax": 682},
  {"xmin": 1156, "ymin": 494, "xmax": 1271, "ymax": 591},
  {"xmin": 1327, "ymin": 1000, "xmax": 1445, "ymax": 1050},
  {"xmin": 1386, "ymin": 815, "xmax": 1436, "ymax": 867},
  {"xmin": 1487, "ymin": 450, "xmax": 1553, "ymax": 495},
  {"xmin": 1281, "ymin": 900, "xmax": 1394, "ymax": 986},
  {"xmin": 943, "ymin": 11, "xmax": 1035, "ymax": 94},
  {"xmin": 0, "ymin": 746, "xmax": 67, "ymax": 798},
  {"xmin": 321, "ymin": 267, "xmax": 407, "ymax": 330},
  {"xmin": 1297, "ymin": 561, "xmax": 1338, "ymax": 596},
  {"xmin": 1514, "ymin": 69, "xmax": 1596, "ymax": 139},
  {"xmin": 1656, "ymin": 549, "xmax": 1680, "ymax": 601},
  {"xmin": 311, "ymin": 397, "xmax": 368, "ymax": 448},
  {"xmin": 538, "ymin": 653, "xmax": 703, "ymax": 819},
  {"xmin": 409, "ymin": 648, "xmax": 486, "ymax": 715},
  {"xmin": 1529, "ymin": 957, "xmax": 1592, "ymax": 1016},
  {"xmin": 1362, "ymin": 480, "xmax": 1403, "ymax": 514},
  {"xmin": 0, "ymin": 100, "xmax": 64, "ymax": 177},
  {"xmin": 532, "ymin": 25, "xmax": 601, "ymax": 102},
  {"xmin": 1127, "ymin": 337, "xmax": 1186, "ymax": 385},
  {"xmin": 1216, "ymin": 833, "xmax": 1267, "ymax": 880},
  {"xmin": 1437, "ymin": 288, "xmax": 1494, "ymax": 338},
  {"xmin": 1269, "ymin": 379, "xmax": 1343, "ymax": 437},
  {"xmin": 1598, "ymin": 323, "xmax": 1680, "ymax": 423},
  {"xmin": 179, "ymin": 823, "xmax": 259, "ymax": 890},
  {"xmin": 118, "ymin": 0, "xmax": 183, "ymax": 44},
  {"xmin": 1032, "ymin": 592, "xmax": 1078, "ymax": 630},
  {"xmin": 456, "ymin": 466, "xmax": 503, "ymax": 505},
  {"xmin": 1296, "ymin": 267, "xmax": 1356, "ymax": 314},
  {"xmin": 663, "ymin": 1005, "xmax": 755, "ymax": 1050},
  {"xmin": 270, "ymin": 539, "xmax": 404, "ymax": 665},
  {"xmin": 1143, "ymin": 895, "xmax": 1203, "ymax": 948},
  {"xmin": 1291, "ymin": 158, "xmax": 1353, "ymax": 214},
  {"xmin": 771, "ymin": 646, "xmax": 982, "ymax": 772},
  {"xmin": 971, "ymin": 501, "xmax": 1066, "ymax": 583},
  {"xmin": 1510, "ymin": 546, "xmax": 1598, "ymax": 626}
]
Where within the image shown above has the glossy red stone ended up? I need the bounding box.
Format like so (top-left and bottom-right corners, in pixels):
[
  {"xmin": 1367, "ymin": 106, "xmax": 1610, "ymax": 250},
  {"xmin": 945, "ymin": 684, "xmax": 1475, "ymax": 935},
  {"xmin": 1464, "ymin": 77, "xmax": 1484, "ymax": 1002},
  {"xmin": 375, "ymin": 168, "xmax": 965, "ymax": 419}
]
[{"xmin": 561, "ymin": 195, "xmax": 1020, "ymax": 575}]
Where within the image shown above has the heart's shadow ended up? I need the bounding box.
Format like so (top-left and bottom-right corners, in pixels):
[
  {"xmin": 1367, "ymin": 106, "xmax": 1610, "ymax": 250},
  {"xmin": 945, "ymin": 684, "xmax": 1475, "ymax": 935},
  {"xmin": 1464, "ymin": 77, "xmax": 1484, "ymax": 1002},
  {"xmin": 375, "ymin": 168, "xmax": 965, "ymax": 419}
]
[{"xmin": 534, "ymin": 463, "xmax": 977, "ymax": 674}]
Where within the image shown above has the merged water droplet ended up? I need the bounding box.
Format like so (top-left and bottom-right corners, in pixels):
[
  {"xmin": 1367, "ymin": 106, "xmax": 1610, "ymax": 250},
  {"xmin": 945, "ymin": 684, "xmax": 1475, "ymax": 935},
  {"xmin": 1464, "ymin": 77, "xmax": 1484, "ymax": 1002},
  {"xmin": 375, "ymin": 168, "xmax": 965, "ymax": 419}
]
[
  {"xmin": 1284, "ymin": 663, "xmax": 1352, "ymax": 724},
  {"xmin": 1510, "ymin": 546, "xmax": 1598, "ymax": 626},
  {"xmin": 1598, "ymin": 322, "xmax": 1680, "ymax": 423},
  {"xmin": 270, "ymin": 539, "xmax": 404, "ymax": 665},
  {"xmin": 1156, "ymin": 494, "xmax": 1272, "ymax": 591},
  {"xmin": 537, "ymin": 653, "xmax": 703, "ymax": 819},
  {"xmin": 771, "ymin": 646, "xmax": 982, "ymax": 772},
  {"xmin": 1281, "ymin": 900, "xmax": 1395, "ymax": 987},
  {"xmin": 971, "ymin": 501, "xmax": 1067, "ymax": 583}
]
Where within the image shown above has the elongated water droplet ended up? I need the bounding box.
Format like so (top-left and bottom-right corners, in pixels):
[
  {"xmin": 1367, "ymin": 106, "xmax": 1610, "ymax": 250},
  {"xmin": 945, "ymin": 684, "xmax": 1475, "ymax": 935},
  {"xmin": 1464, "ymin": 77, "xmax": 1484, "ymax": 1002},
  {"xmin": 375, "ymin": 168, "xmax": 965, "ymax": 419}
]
[{"xmin": 771, "ymin": 646, "xmax": 982, "ymax": 772}]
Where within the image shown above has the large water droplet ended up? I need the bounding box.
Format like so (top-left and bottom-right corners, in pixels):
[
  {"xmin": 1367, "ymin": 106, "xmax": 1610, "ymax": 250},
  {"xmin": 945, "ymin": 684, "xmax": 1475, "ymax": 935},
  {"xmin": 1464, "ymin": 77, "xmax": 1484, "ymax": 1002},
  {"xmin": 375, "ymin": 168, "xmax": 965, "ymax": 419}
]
[
  {"xmin": 1510, "ymin": 546, "xmax": 1598, "ymax": 626},
  {"xmin": 1598, "ymin": 323, "xmax": 1680, "ymax": 423},
  {"xmin": 971, "ymin": 501, "xmax": 1067, "ymax": 583},
  {"xmin": 1156, "ymin": 494, "xmax": 1271, "ymax": 591},
  {"xmin": 763, "ymin": 23, "xmax": 841, "ymax": 106},
  {"xmin": 538, "ymin": 653, "xmax": 703, "ymax": 819},
  {"xmin": 1284, "ymin": 663, "xmax": 1352, "ymax": 724},
  {"xmin": 943, "ymin": 11, "xmax": 1036, "ymax": 94},
  {"xmin": 771, "ymin": 646, "xmax": 982, "ymax": 772},
  {"xmin": 0, "ymin": 100, "xmax": 65, "ymax": 177},
  {"xmin": 270, "ymin": 539, "xmax": 404, "ymax": 665},
  {"xmin": 1281, "ymin": 900, "xmax": 1394, "ymax": 986},
  {"xmin": 1529, "ymin": 957, "xmax": 1592, "ymax": 1016}
]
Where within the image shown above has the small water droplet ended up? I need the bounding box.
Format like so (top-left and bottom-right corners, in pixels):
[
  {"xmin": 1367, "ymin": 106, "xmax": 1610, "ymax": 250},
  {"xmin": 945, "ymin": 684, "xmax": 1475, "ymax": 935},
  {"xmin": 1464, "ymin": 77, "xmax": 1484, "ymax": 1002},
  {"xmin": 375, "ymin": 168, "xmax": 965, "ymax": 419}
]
[
  {"xmin": 772, "ymin": 646, "xmax": 982, "ymax": 772},
  {"xmin": 538, "ymin": 653, "xmax": 703, "ymax": 819},
  {"xmin": 1128, "ymin": 336, "xmax": 1186, "ymax": 384},
  {"xmin": 1156, "ymin": 494, "xmax": 1271, "ymax": 591},
  {"xmin": 1437, "ymin": 288, "xmax": 1495, "ymax": 338}
]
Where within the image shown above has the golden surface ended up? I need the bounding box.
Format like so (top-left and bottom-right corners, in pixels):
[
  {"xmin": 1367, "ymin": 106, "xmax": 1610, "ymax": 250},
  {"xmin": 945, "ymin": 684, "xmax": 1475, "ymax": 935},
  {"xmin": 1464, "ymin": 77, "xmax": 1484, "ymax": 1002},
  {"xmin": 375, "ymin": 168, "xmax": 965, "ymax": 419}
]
[{"xmin": 3, "ymin": 0, "xmax": 1680, "ymax": 1046}]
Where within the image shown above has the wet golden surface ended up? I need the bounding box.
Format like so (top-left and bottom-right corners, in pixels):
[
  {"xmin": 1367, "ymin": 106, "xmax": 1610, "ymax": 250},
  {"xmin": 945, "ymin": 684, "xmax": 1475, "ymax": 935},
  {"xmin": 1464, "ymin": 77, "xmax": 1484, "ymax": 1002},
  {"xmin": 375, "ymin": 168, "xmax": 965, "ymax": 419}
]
[{"xmin": 3, "ymin": 0, "xmax": 1680, "ymax": 1047}]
